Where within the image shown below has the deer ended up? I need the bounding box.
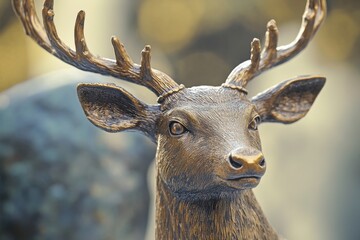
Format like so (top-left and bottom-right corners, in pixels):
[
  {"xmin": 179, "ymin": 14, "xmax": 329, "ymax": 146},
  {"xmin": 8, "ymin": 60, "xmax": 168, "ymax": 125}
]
[{"xmin": 12, "ymin": 0, "xmax": 326, "ymax": 239}]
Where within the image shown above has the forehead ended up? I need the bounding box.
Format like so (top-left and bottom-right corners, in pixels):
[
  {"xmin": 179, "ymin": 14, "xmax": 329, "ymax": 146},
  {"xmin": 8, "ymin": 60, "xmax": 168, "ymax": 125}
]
[{"xmin": 162, "ymin": 86, "xmax": 252, "ymax": 111}]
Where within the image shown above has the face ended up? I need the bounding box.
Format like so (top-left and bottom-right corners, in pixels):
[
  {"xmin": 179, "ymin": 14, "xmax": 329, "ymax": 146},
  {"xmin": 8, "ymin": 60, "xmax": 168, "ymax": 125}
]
[
  {"xmin": 78, "ymin": 76, "xmax": 325, "ymax": 201},
  {"xmin": 155, "ymin": 86, "xmax": 266, "ymax": 200}
]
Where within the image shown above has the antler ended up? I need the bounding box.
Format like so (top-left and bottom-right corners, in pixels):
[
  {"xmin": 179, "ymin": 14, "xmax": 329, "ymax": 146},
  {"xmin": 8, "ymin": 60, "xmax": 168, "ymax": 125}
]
[
  {"xmin": 12, "ymin": 0, "xmax": 181, "ymax": 96},
  {"xmin": 225, "ymin": 0, "xmax": 326, "ymax": 88}
]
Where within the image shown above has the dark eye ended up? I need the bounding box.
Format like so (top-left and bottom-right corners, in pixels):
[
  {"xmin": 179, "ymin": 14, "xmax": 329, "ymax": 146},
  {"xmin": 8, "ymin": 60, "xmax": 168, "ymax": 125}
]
[
  {"xmin": 249, "ymin": 116, "xmax": 260, "ymax": 131},
  {"xmin": 169, "ymin": 121, "xmax": 187, "ymax": 136}
]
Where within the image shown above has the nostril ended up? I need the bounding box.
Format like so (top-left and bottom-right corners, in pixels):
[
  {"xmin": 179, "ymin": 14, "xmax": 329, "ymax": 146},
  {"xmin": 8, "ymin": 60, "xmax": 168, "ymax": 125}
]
[
  {"xmin": 229, "ymin": 155, "xmax": 243, "ymax": 169},
  {"xmin": 259, "ymin": 158, "xmax": 266, "ymax": 167}
]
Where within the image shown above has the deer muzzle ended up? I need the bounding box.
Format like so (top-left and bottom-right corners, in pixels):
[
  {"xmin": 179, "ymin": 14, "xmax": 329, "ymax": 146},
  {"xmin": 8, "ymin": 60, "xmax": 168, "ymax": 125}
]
[{"xmin": 226, "ymin": 147, "xmax": 266, "ymax": 181}]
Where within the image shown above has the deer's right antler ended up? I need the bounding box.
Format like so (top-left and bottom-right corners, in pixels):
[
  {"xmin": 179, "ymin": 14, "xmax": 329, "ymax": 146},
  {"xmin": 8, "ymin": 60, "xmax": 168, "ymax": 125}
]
[
  {"xmin": 12, "ymin": 0, "xmax": 181, "ymax": 96},
  {"xmin": 224, "ymin": 0, "xmax": 326, "ymax": 90}
]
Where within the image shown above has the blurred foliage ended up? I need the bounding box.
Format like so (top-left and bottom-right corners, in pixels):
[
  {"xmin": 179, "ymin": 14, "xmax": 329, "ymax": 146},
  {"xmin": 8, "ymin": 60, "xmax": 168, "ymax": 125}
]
[
  {"xmin": 318, "ymin": 9, "xmax": 360, "ymax": 61},
  {"xmin": 0, "ymin": 73, "xmax": 155, "ymax": 240},
  {"xmin": 0, "ymin": 1, "xmax": 14, "ymax": 31},
  {"xmin": 134, "ymin": 0, "xmax": 360, "ymax": 86},
  {"xmin": 0, "ymin": 18, "xmax": 27, "ymax": 91},
  {"xmin": 138, "ymin": 0, "xmax": 203, "ymax": 52}
]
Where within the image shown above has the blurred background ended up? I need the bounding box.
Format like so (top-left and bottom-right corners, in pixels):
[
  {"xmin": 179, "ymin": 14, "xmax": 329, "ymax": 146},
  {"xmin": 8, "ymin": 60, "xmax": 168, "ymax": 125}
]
[{"xmin": 1, "ymin": 0, "xmax": 360, "ymax": 239}]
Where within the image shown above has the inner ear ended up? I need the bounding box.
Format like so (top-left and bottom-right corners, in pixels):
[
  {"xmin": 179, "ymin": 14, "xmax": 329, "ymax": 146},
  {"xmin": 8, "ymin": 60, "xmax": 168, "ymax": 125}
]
[
  {"xmin": 77, "ymin": 83, "xmax": 160, "ymax": 139},
  {"xmin": 251, "ymin": 76, "xmax": 325, "ymax": 124}
]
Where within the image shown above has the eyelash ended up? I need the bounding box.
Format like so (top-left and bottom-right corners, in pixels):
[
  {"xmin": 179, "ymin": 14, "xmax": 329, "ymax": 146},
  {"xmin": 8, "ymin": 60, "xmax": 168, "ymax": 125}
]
[{"xmin": 249, "ymin": 116, "xmax": 261, "ymax": 130}]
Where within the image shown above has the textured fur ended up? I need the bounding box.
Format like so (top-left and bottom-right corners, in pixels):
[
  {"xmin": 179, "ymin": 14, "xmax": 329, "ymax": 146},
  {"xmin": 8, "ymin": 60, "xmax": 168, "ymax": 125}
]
[{"xmin": 156, "ymin": 176, "xmax": 279, "ymax": 240}]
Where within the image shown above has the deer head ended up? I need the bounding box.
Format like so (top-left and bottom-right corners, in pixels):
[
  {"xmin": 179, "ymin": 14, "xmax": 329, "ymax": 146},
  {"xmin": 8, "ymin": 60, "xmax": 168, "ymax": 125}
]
[{"xmin": 13, "ymin": 0, "xmax": 326, "ymax": 201}]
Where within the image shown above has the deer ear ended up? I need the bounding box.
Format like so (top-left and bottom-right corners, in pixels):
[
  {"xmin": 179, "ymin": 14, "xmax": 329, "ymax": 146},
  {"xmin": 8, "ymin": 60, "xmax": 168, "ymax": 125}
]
[
  {"xmin": 251, "ymin": 76, "xmax": 325, "ymax": 124},
  {"xmin": 77, "ymin": 83, "xmax": 160, "ymax": 140}
]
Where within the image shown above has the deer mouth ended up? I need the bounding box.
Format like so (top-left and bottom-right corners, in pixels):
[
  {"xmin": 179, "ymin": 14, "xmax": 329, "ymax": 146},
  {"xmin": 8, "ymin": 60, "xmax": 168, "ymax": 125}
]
[
  {"xmin": 224, "ymin": 175, "xmax": 261, "ymax": 189},
  {"xmin": 228, "ymin": 176, "xmax": 260, "ymax": 181}
]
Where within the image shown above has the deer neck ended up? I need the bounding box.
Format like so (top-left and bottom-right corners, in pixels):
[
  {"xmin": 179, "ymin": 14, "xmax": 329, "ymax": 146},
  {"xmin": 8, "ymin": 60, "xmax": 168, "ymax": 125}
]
[{"xmin": 155, "ymin": 175, "xmax": 279, "ymax": 240}]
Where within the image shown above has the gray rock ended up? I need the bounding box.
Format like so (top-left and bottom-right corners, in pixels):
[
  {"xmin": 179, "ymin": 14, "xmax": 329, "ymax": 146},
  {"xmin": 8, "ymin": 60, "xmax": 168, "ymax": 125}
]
[{"xmin": 0, "ymin": 71, "xmax": 155, "ymax": 240}]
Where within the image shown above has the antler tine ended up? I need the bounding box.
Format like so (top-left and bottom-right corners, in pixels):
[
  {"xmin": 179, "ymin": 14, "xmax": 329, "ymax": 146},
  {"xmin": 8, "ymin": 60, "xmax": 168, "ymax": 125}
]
[
  {"xmin": 12, "ymin": 0, "xmax": 180, "ymax": 96},
  {"xmin": 224, "ymin": 39, "xmax": 261, "ymax": 87},
  {"xmin": 12, "ymin": 0, "xmax": 53, "ymax": 53},
  {"xmin": 225, "ymin": 0, "xmax": 326, "ymax": 88}
]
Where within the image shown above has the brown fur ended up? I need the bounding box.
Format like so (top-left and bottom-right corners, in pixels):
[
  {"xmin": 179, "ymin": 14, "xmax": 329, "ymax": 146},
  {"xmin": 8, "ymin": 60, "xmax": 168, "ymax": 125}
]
[{"xmin": 155, "ymin": 176, "xmax": 279, "ymax": 240}]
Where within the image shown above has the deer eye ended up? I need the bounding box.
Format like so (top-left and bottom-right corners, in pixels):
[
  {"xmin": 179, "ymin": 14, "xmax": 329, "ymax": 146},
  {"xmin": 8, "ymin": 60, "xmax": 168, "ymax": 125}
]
[
  {"xmin": 169, "ymin": 121, "xmax": 187, "ymax": 136},
  {"xmin": 249, "ymin": 116, "xmax": 260, "ymax": 131}
]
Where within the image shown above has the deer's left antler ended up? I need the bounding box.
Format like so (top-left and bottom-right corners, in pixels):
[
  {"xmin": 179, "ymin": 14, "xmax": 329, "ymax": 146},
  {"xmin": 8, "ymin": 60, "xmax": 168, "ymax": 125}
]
[{"xmin": 224, "ymin": 0, "xmax": 326, "ymax": 88}]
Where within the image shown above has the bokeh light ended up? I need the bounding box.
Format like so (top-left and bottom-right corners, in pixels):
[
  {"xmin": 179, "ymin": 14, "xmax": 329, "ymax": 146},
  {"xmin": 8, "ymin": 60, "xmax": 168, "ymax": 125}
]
[
  {"xmin": 138, "ymin": 0, "xmax": 204, "ymax": 53},
  {"xmin": 318, "ymin": 9, "xmax": 360, "ymax": 61}
]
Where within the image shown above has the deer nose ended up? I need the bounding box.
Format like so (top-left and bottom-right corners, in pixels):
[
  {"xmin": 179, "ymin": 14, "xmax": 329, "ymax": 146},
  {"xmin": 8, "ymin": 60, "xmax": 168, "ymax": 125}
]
[{"xmin": 228, "ymin": 147, "xmax": 266, "ymax": 175}]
